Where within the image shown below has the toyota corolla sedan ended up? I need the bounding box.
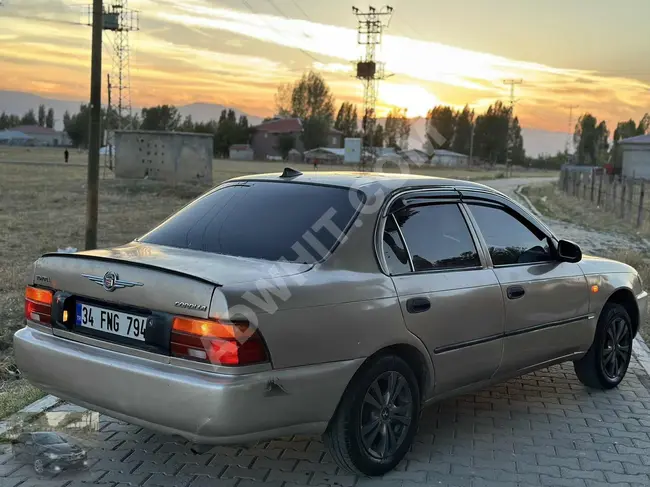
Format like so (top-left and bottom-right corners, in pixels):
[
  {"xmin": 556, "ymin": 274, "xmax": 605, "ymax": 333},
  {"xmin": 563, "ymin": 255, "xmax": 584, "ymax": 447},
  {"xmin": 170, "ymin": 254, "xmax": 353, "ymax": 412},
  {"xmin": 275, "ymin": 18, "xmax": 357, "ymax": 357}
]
[{"xmin": 14, "ymin": 169, "xmax": 647, "ymax": 476}]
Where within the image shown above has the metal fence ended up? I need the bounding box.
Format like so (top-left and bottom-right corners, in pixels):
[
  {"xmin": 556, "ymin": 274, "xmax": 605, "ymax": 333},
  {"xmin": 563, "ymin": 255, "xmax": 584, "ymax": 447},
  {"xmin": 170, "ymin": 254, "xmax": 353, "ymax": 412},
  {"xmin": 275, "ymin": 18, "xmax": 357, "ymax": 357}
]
[{"xmin": 559, "ymin": 166, "xmax": 650, "ymax": 229}]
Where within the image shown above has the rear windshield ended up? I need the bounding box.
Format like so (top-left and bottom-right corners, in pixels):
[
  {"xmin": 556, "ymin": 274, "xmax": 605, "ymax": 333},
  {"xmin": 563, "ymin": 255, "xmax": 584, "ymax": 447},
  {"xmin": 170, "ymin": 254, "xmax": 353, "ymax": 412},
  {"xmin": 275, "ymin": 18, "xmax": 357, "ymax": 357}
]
[{"xmin": 139, "ymin": 181, "xmax": 365, "ymax": 264}]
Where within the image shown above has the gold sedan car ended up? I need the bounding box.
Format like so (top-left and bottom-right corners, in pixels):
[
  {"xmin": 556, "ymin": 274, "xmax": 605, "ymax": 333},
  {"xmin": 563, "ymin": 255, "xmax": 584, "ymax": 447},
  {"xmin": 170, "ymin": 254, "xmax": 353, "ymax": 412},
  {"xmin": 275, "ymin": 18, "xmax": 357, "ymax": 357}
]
[{"xmin": 15, "ymin": 170, "xmax": 647, "ymax": 476}]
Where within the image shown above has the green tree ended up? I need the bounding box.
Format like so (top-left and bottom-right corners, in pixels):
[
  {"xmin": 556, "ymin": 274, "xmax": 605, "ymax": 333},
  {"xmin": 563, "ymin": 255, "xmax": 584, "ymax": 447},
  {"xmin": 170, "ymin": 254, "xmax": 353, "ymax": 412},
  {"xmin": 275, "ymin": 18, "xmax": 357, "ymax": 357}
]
[
  {"xmin": 63, "ymin": 104, "xmax": 106, "ymax": 148},
  {"xmin": 426, "ymin": 106, "xmax": 456, "ymax": 150},
  {"xmin": 213, "ymin": 110, "xmax": 251, "ymax": 157},
  {"xmin": 384, "ymin": 108, "xmax": 411, "ymax": 149},
  {"xmin": 63, "ymin": 110, "xmax": 71, "ymax": 130},
  {"xmin": 276, "ymin": 133, "xmax": 296, "ymax": 159},
  {"xmin": 372, "ymin": 124, "xmax": 384, "ymax": 148},
  {"xmin": 180, "ymin": 115, "xmax": 195, "ymax": 132},
  {"xmin": 574, "ymin": 113, "xmax": 609, "ymax": 165},
  {"xmin": 334, "ymin": 102, "xmax": 359, "ymax": 138},
  {"xmin": 289, "ymin": 71, "xmax": 335, "ymax": 122},
  {"xmin": 0, "ymin": 112, "xmax": 21, "ymax": 129},
  {"xmin": 21, "ymin": 109, "xmax": 38, "ymax": 126},
  {"xmin": 509, "ymin": 116, "xmax": 526, "ymax": 166},
  {"xmin": 45, "ymin": 108, "xmax": 55, "ymax": 129},
  {"xmin": 639, "ymin": 113, "xmax": 650, "ymax": 135},
  {"xmin": 451, "ymin": 105, "xmax": 475, "ymax": 155},
  {"xmin": 302, "ymin": 117, "xmax": 331, "ymax": 150},
  {"xmin": 274, "ymin": 82, "xmax": 293, "ymax": 117},
  {"xmin": 473, "ymin": 101, "xmax": 511, "ymax": 165},
  {"xmin": 140, "ymin": 105, "xmax": 181, "ymax": 131},
  {"xmin": 38, "ymin": 104, "xmax": 46, "ymax": 127},
  {"xmin": 272, "ymin": 71, "xmax": 336, "ymax": 151}
]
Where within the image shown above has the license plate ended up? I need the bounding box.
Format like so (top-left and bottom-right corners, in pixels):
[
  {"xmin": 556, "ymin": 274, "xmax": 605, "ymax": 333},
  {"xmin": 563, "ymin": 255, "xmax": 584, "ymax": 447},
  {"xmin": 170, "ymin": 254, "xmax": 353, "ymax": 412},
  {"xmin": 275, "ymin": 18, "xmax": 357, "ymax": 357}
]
[{"xmin": 76, "ymin": 302, "xmax": 147, "ymax": 342}]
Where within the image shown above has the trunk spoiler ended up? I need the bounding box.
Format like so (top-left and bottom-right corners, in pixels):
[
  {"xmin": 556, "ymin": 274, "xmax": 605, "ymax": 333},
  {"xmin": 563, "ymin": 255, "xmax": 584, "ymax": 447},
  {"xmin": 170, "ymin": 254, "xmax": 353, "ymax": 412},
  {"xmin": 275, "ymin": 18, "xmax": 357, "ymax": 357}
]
[{"xmin": 40, "ymin": 252, "xmax": 223, "ymax": 288}]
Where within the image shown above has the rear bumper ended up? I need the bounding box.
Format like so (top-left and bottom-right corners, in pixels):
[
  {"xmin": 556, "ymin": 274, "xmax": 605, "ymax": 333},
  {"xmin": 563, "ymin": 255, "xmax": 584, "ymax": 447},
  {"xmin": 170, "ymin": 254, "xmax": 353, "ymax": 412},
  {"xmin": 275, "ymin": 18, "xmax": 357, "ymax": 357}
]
[{"xmin": 14, "ymin": 326, "xmax": 362, "ymax": 444}]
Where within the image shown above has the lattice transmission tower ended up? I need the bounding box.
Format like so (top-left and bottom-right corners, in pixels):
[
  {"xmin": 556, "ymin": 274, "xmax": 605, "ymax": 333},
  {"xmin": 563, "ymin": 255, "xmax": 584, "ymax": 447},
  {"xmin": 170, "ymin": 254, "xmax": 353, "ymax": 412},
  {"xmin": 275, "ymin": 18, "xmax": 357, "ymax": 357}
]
[
  {"xmin": 85, "ymin": 1, "xmax": 139, "ymax": 173},
  {"xmin": 352, "ymin": 5, "xmax": 393, "ymax": 170}
]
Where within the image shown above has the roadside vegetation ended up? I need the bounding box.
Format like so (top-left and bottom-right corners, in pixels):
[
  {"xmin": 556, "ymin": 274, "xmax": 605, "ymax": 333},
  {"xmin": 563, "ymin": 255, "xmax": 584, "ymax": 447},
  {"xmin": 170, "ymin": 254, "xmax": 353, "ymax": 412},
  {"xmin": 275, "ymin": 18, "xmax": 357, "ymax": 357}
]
[{"xmin": 523, "ymin": 183, "xmax": 650, "ymax": 340}]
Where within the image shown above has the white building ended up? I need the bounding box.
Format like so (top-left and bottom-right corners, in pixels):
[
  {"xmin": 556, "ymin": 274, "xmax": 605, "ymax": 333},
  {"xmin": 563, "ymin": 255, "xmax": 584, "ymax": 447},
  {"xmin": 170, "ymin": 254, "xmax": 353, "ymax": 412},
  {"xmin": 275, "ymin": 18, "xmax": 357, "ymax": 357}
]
[
  {"xmin": 11, "ymin": 125, "xmax": 70, "ymax": 146},
  {"xmin": 430, "ymin": 149, "xmax": 469, "ymax": 167},
  {"xmin": 229, "ymin": 144, "xmax": 254, "ymax": 161},
  {"xmin": 620, "ymin": 134, "xmax": 650, "ymax": 179}
]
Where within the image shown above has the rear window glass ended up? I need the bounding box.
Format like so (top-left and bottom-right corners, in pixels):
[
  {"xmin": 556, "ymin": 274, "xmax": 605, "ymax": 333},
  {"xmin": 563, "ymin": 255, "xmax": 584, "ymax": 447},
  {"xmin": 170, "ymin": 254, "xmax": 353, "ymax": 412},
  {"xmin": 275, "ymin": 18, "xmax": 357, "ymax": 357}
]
[{"xmin": 139, "ymin": 181, "xmax": 364, "ymax": 264}]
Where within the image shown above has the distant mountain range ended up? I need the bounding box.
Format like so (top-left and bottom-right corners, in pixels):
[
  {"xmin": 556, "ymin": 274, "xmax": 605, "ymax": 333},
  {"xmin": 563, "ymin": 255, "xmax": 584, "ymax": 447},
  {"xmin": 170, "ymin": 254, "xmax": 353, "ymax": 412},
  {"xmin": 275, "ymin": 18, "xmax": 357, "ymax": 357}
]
[
  {"xmin": 0, "ymin": 91, "xmax": 263, "ymax": 131},
  {"xmin": 0, "ymin": 90, "xmax": 567, "ymax": 157}
]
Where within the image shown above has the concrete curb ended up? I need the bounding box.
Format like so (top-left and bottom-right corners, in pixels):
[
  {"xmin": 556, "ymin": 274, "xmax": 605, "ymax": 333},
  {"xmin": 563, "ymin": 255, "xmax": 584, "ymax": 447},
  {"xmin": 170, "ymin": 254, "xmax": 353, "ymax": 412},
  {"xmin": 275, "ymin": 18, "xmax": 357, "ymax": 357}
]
[{"xmin": 515, "ymin": 183, "xmax": 650, "ymax": 380}]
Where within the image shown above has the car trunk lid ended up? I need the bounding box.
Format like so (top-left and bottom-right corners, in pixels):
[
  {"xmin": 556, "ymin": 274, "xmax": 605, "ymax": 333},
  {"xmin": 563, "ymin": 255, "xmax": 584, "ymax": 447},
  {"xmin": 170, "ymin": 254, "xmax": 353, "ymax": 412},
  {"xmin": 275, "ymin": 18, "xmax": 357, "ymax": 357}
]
[{"xmin": 32, "ymin": 242, "xmax": 312, "ymax": 356}]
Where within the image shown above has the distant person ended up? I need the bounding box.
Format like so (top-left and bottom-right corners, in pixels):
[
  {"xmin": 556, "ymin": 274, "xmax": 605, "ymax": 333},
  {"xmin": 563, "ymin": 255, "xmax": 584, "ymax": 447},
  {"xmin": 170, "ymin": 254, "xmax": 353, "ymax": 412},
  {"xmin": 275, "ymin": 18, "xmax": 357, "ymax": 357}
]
[
  {"xmin": 313, "ymin": 158, "xmax": 319, "ymax": 170},
  {"xmin": 64, "ymin": 149, "xmax": 69, "ymax": 163}
]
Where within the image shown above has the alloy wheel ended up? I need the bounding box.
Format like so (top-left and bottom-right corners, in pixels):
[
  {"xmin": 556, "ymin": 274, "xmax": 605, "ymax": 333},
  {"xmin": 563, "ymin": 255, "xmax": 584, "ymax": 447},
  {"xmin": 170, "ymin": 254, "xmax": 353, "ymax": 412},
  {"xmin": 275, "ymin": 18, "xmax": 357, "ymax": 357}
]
[
  {"xmin": 359, "ymin": 370, "xmax": 413, "ymax": 460},
  {"xmin": 601, "ymin": 316, "xmax": 632, "ymax": 381}
]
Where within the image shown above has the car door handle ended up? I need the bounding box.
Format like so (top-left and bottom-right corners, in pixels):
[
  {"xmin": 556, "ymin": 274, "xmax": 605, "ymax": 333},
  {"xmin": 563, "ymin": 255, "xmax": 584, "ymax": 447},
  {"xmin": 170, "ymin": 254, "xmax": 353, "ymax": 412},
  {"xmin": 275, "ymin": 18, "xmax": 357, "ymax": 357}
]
[
  {"xmin": 406, "ymin": 297, "xmax": 431, "ymax": 314},
  {"xmin": 507, "ymin": 285, "xmax": 526, "ymax": 300}
]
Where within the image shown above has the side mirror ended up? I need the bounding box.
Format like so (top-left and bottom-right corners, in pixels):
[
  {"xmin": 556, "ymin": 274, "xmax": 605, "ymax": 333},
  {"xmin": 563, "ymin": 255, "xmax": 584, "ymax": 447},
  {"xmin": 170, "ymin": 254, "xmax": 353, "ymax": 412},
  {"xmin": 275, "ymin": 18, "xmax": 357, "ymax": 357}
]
[{"xmin": 557, "ymin": 239, "xmax": 582, "ymax": 263}]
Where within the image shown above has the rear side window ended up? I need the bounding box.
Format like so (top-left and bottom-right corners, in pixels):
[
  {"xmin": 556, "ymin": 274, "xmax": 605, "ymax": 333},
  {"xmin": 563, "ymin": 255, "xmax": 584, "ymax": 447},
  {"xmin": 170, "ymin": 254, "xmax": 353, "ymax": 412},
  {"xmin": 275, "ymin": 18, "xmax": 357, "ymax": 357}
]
[
  {"xmin": 140, "ymin": 181, "xmax": 364, "ymax": 264},
  {"xmin": 391, "ymin": 203, "xmax": 480, "ymax": 272},
  {"xmin": 383, "ymin": 215, "xmax": 411, "ymax": 274}
]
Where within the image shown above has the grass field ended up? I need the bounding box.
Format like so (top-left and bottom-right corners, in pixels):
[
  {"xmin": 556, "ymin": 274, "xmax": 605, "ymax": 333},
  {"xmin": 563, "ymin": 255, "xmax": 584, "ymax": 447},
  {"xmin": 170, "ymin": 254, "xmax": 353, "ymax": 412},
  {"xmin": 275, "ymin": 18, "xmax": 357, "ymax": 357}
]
[{"xmin": 0, "ymin": 147, "xmax": 557, "ymax": 418}]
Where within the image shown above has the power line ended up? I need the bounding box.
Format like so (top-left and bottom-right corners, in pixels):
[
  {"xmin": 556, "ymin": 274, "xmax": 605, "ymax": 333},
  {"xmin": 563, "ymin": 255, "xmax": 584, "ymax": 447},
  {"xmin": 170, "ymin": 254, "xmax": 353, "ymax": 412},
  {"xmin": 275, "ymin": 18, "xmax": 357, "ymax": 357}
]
[
  {"xmin": 290, "ymin": 0, "xmax": 311, "ymax": 21},
  {"xmin": 4, "ymin": 14, "xmax": 79, "ymax": 26},
  {"xmin": 240, "ymin": 0, "xmax": 322, "ymax": 64}
]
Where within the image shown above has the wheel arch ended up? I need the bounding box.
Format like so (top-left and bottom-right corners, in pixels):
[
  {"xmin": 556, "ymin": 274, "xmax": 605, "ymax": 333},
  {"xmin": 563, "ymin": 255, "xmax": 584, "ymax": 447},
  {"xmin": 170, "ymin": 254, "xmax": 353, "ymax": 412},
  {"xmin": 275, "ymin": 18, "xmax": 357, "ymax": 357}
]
[
  {"xmin": 605, "ymin": 287, "xmax": 639, "ymax": 336},
  {"xmin": 332, "ymin": 343, "xmax": 434, "ymax": 418}
]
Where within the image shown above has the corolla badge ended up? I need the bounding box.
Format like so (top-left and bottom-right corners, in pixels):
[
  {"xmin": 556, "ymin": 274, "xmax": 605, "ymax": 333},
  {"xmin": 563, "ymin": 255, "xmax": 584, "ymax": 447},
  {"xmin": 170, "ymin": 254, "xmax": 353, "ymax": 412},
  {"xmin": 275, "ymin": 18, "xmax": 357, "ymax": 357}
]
[{"xmin": 82, "ymin": 272, "xmax": 144, "ymax": 292}]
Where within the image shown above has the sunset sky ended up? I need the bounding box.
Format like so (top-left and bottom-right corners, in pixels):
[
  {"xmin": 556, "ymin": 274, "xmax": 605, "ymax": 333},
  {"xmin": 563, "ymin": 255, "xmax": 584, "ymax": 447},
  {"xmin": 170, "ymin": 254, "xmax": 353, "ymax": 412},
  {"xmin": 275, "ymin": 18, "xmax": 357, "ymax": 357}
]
[{"xmin": 1, "ymin": 0, "xmax": 649, "ymax": 133}]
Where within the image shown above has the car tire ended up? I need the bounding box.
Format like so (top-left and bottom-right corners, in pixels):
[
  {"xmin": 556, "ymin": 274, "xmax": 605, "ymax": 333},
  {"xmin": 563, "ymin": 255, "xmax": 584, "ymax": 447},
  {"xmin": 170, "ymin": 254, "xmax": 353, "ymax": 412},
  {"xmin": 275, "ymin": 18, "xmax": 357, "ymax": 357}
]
[
  {"xmin": 323, "ymin": 354, "xmax": 421, "ymax": 476},
  {"xmin": 34, "ymin": 458, "xmax": 45, "ymax": 474},
  {"xmin": 574, "ymin": 303, "xmax": 633, "ymax": 389}
]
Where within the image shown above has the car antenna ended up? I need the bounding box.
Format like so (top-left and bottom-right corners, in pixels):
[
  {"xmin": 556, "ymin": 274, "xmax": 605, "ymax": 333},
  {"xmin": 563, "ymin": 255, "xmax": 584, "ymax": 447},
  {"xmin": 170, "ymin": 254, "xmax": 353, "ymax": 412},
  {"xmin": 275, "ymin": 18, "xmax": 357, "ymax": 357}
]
[{"xmin": 280, "ymin": 167, "xmax": 303, "ymax": 178}]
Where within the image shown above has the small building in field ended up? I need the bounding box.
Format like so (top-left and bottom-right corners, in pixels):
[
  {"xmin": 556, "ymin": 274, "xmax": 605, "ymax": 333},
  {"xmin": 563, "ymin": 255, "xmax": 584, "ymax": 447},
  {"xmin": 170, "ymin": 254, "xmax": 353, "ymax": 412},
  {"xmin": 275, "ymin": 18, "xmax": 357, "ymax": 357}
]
[
  {"xmin": 250, "ymin": 117, "xmax": 343, "ymax": 160},
  {"xmin": 287, "ymin": 149, "xmax": 302, "ymax": 163},
  {"xmin": 11, "ymin": 125, "xmax": 70, "ymax": 146},
  {"xmin": 114, "ymin": 130, "xmax": 213, "ymax": 183},
  {"xmin": 229, "ymin": 144, "xmax": 254, "ymax": 161},
  {"xmin": 620, "ymin": 134, "xmax": 650, "ymax": 179},
  {"xmin": 0, "ymin": 130, "xmax": 34, "ymax": 145},
  {"xmin": 304, "ymin": 147, "xmax": 345, "ymax": 164},
  {"xmin": 430, "ymin": 149, "xmax": 469, "ymax": 167}
]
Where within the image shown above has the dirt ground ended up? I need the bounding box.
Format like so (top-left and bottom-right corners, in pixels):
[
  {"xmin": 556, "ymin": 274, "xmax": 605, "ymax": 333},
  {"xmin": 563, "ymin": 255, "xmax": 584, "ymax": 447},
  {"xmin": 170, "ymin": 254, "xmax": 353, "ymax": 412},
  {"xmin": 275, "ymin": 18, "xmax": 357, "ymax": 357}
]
[{"xmin": 0, "ymin": 149, "xmax": 557, "ymax": 418}]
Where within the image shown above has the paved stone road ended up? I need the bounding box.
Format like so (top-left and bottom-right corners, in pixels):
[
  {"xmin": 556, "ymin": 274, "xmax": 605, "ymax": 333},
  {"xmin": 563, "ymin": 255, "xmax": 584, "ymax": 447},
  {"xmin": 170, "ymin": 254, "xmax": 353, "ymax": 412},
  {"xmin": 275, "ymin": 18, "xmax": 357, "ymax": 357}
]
[{"xmin": 4, "ymin": 176, "xmax": 650, "ymax": 487}]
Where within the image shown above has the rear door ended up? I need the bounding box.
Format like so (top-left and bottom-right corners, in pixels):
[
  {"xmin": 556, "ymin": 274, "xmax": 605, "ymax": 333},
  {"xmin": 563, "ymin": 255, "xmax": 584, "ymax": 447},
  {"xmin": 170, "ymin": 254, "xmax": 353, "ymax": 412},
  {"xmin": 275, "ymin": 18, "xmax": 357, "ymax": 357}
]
[
  {"xmin": 380, "ymin": 191, "xmax": 505, "ymax": 394},
  {"xmin": 461, "ymin": 191, "xmax": 590, "ymax": 374}
]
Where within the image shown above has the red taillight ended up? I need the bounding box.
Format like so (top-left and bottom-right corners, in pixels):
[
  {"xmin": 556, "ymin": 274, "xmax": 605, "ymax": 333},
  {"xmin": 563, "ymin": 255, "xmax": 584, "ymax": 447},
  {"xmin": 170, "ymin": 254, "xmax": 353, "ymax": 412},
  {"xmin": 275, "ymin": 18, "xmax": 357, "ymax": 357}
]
[
  {"xmin": 25, "ymin": 286, "xmax": 54, "ymax": 324},
  {"xmin": 171, "ymin": 317, "xmax": 268, "ymax": 366}
]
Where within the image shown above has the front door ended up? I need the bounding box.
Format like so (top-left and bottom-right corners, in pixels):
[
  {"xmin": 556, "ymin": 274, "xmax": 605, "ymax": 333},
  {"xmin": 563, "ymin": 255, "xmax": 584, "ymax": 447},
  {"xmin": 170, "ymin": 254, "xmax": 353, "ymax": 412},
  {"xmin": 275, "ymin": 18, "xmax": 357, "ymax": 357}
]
[
  {"xmin": 380, "ymin": 195, "xmax": 505, "ymax": 394},
  {"xmin": 464, "ymin": 200, "xmax": 590, "ymax": 374}
]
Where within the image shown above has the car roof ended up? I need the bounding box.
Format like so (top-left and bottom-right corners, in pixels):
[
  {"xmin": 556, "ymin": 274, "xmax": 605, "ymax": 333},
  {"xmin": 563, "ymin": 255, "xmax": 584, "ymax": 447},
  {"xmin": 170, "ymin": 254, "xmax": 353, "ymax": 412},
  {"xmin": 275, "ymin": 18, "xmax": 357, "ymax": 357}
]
[{"xmin": 226, "ymin": 170, "xmax": 496, "ymax": 195}]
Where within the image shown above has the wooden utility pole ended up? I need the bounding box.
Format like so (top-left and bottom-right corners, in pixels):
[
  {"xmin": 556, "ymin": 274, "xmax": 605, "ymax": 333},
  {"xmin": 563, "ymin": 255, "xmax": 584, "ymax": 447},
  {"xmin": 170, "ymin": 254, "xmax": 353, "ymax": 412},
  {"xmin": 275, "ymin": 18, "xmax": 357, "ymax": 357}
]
[
  {"xmin": 469, "ymin": 122, "xmax": 475, "ymax": 168},
  {"xmin": 107, "ymin": 73, "xmax": 112, "ymax": 172},
  {"xmin": 85, "ymin": 0, "xmax": 103, "ymax": 250}
]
